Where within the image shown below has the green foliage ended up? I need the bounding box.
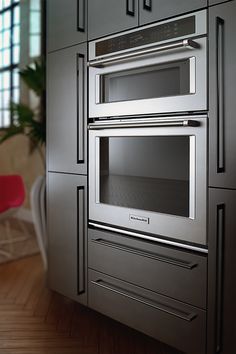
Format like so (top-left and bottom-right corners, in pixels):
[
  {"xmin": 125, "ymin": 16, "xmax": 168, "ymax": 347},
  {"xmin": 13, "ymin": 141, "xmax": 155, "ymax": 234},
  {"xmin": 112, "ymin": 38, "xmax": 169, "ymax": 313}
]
[{"xmin": 0, "ymin": 60, "xmax": 46, "ymax": 154}]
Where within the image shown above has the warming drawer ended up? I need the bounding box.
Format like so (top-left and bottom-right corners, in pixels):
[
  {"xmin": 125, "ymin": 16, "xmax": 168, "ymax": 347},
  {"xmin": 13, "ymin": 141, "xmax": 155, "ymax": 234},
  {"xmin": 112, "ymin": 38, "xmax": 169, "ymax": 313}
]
[
  {"xmin": 88, "ymin": 269, "xmax": 206, "ymax": 354},
  {"xmin": 88, "ymin": 228, "xmax": 207, "ymax": 309}
]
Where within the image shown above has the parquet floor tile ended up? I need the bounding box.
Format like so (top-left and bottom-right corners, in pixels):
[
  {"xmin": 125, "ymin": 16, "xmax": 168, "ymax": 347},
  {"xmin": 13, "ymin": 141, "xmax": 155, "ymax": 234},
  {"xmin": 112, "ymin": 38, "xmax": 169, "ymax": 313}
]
[{"xmin": 0, "ymin": 255, "xmax": 182, "ymax": 354}]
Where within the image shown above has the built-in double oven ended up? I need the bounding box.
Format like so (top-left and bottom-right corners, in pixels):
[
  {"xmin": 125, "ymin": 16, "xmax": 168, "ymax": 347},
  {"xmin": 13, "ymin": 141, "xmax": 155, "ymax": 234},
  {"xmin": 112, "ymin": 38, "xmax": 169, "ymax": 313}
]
[{"xmin": 88, "ymin": 10, "xmax": 208, "ymax": 252}]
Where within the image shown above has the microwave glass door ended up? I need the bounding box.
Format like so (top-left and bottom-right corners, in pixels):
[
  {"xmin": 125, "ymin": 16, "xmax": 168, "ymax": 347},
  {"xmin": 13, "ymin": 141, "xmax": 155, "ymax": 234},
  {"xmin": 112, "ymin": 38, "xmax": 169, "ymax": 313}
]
[
  {"xmin": 99, "ymin": 135, "xmax": 191, "ymax": 218},
  {"xmin": 100, "ymin": 59, "xmax": 193, "ymax": 104}
]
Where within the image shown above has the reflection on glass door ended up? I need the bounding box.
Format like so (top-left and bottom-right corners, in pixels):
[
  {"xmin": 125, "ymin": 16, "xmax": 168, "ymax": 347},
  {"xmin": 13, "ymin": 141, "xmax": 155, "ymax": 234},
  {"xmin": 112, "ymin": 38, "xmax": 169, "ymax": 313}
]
[{"xmin": 99, "ymin": 136, "xmax": 190, "ymax": 217}]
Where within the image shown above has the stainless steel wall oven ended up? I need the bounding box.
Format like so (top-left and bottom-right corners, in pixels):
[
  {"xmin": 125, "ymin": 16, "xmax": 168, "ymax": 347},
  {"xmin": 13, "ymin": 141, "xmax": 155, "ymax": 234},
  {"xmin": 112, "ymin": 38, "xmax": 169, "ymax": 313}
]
[
  {"xmin": 89, "ymin": 117, "xmax": 207, "ymax": 251},
  {"xmin": 88, "ymin": 10, "xmax": 208, "ymax": 253}
]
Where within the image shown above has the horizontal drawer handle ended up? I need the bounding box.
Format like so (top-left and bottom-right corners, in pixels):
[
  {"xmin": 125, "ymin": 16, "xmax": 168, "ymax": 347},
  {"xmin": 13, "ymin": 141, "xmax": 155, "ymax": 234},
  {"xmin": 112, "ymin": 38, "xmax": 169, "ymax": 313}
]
[
  {"xmin": 88, "ymin": 119, "xmax": 200, "ymax": 130},
  {"xmin": 88, "ymin": 39, "xmax": 200, "ymax": 68},
  {"xmin": 92, "ymin": 238, "xmax": 198, "ymax": 270},
  {"xmin": 91, "ymin": 279, "xmax": 197, "ymax": 322}
]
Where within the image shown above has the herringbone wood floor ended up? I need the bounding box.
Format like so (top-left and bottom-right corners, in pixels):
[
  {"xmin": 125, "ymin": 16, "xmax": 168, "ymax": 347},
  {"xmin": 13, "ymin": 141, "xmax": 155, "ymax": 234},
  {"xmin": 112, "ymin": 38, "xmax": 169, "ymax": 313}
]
[{"xmin": 0, "ymin": 255, "xmax": 181, "ymax": 354}]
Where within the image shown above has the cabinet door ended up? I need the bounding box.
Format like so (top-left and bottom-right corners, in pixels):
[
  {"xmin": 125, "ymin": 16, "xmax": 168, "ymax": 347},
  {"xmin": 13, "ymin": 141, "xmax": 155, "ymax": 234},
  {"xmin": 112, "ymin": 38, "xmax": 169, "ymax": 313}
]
[
  {"xmin": 139, "ymin": 0, "xmax": 207, "ymax": 26},
  {"xmin": 207, "ymin": 188, "xmax": 236, "ymax": 354},
  {"xmin": 209, "ymin": 1, "xmax": 236, "ymax": 189},
  {"xmin": 88, "ymin": 0, "xmax": 138, "ymax": 40},
  {"xmin": 47, "ymin": 43, "xmax": 87, "ymax": 175},
  {"xmin": 47, "ymin": 0, "xmax": 87, "ymax": 52},
  {"xmin": 47, "ymin": 172, "xmax": 87, "ymax": 305}
]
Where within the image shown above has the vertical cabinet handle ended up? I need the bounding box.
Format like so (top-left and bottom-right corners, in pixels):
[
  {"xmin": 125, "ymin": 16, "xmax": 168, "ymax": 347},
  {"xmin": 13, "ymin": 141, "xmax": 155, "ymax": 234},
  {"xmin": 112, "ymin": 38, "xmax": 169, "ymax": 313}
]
[
  {"xmin": 77, "ymin": 186, "xmax": 85, "ymax": 294},
  {"xmin": 143, "ymin": 0, "xmax": 152, "ymax": 11},
  {"xmin": 77, "ymin": 54, "xmax": 85, "ymax": 164},
  {"xmin": 216, "ymin": 204, "xmax": 225, "ymax": 353},
  {"xmin": 126, "ymin": 0, "xmax": 135, "ymax": 17},
  {"xmin": 216, "ymin": 17, "xmax": 225, "ymax": 173},
  {"xmin": 77, "ymin": 0, "xmax": 85, "ymax": 32}
]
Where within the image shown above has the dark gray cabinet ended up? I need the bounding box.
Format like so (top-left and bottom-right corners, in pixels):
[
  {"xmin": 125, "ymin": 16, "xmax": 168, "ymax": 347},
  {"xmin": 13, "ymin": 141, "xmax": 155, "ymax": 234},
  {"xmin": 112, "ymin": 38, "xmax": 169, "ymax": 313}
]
[
  {"xmin": 47, "ymin": 0, "xmax": 87, "ymax": 52},
  {"xmin": 47, "ymin": 43, "xmax": 87, "ymax": 175},
  {"xmin": 209, "ymin": 1, "xmax": 236, "ymax": 189},
  {"xmin": 209, "ymin": 0, "xmax": 232, "ymax": 6},
  {"xmin": 47, "ymin": 172, "xmax": 87, "ymax": 306},
  {"xmin": 207, "ymin": 188, "xmax": 236, "ymax": 354},
  {"xmin": 88, "ymin": 0, "xmax": 138, "ymax": 40},
  {"xmin": 139, "ymin": 0, "xmax": 207, "ymax": 26}
]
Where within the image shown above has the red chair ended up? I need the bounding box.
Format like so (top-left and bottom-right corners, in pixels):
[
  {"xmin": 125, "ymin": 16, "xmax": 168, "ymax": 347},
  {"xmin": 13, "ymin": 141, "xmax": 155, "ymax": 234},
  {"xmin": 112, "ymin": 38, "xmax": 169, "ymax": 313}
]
[{"xmin": 0, "ymin": 175, "xmax": 26, "ymax": 258}]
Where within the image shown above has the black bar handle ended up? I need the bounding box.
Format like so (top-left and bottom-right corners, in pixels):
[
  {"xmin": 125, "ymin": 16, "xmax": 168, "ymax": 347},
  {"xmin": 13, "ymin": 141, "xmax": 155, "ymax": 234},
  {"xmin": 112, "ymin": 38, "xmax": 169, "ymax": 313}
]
[
  {"xmin": 215, "ymin": 204, "xmax": 225, "ymax": 353},
  {"xmin": 143, "ymin": 0, "xmax": 152, "ymax": 11},
  {"xmin": 77, "ymin": 0, "xmax": 85, "ymax": 32},
  {"xmin": 126, "ymin": 0, "xmax": 135, "ymax": 17},
  {"xmin": 92, "ymin": 238, "xmax": 198, "ymax": 270},
  {"xmin": 77, "ymin": 186, "xmax": 85, "ymax": 295},
  {"xmin": 216, "ymin": 17, "xmax": 225, "ymax": 173},
  {"xmin": 77, "ymin": 54, "xmax": 85, "ymax": 164},
  {"xmin": 92, "ymin": 279, "xmax": 197, "ymax": 322}
]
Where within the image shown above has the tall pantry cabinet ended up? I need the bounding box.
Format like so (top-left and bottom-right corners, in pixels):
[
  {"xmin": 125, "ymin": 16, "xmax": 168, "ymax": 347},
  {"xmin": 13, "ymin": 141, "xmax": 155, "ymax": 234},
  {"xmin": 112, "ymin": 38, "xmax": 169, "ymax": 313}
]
[
  {"xmin": 46, "ymin": 0, "xmax": 88, "ymax": 306},
  {"xmin": 208, "ymin": 1, "xmax": 236, "ymax": 354}
]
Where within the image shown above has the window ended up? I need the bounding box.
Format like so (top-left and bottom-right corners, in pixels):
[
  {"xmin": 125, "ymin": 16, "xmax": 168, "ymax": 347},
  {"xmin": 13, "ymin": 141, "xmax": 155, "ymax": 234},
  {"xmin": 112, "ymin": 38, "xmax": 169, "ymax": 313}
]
[
  {"xmin": 29, "ymin": 0, "xmax": 41, "ymax": 58},
  {"xmin": 0, "ymin": 0, "xmax": 20, "ymax": 128}
]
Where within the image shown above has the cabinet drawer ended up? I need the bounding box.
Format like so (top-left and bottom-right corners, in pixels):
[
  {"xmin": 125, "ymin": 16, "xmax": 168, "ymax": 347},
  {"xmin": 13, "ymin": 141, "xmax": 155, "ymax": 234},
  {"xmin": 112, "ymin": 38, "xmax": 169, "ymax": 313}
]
[
  {"xmin": 88, "ymin": 229, "xmax": 207, "ymax": 309},
  {"xmin": 88, "ymin": 270, "xmax": 206, "ymax": 354}
]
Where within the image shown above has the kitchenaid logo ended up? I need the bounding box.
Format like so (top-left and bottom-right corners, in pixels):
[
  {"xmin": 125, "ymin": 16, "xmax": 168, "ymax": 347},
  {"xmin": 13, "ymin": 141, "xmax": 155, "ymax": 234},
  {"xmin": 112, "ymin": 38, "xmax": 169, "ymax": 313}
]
[{"xmin": 129, "ymin": 214, "xmax": 149, "ymax": 224}]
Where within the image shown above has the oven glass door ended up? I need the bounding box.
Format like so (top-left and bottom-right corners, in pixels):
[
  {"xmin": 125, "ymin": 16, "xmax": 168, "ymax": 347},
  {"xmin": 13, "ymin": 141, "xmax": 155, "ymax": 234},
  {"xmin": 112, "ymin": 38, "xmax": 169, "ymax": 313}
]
[
  {"xmin": 99, "ymin": 135, "xmax": 191, "ymax": 218},
  {"xmin": 101, "ymin": 59, "xmax": 193, "ymax": 104},
  {"xmin": 89, "ymin": 118, "xmax": 207, "ymax": 246}
]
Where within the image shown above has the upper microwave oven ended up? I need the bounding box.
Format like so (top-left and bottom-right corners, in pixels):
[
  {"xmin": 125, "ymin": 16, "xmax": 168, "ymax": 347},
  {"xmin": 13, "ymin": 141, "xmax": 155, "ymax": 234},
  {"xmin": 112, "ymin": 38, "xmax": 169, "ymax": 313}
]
[{"xmin": 88, "ymin": 10, "xmax": 207, "ymax": 119}]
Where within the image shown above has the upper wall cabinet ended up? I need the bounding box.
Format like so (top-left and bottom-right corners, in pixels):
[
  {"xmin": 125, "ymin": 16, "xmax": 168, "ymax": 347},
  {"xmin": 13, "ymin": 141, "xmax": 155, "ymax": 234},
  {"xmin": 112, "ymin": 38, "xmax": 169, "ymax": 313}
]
[
  {"xmin": 47, "ymin": 43, "xmax": 87, "ymax": 175},
  {"xmin": 139, "ymin": 0, "xmax": 207, "ymax": 26},
  {"xmin": 88, "ymin": 0, "xmax": 139, "ymax": 40},
  {"xmin": 209, "ymin": 0, "xmax": 236, "ymax": 189},
  {"xmin": 47, "ymin": 0, "xmax": 87, "ymax": 52}
]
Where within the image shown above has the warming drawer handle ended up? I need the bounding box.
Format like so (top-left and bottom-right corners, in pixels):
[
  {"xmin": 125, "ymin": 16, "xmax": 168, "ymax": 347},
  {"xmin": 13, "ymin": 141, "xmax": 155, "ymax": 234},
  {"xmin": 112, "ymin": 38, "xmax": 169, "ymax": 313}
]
[
  {"xmin": 92, "ymin": 238, "xmax": 198, "ymax": 270},
  {"xmin": 88, "ymin": 39, "xmax": 200, "ymax": 68},
  {"xmin": 88, "ymin": 119, "xmax": 200, "ymax": 130},
  {"xmin": 91, "ymin": 279, "xmax": 197, "ymax": 322}
]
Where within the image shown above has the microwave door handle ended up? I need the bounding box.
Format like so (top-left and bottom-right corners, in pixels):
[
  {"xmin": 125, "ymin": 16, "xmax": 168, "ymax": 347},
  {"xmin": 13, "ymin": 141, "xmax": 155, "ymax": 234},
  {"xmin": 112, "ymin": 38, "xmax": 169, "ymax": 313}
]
[
  {"xmin": 88, "ymin": 39, "xmax": 200, "ymax": 68},
  {"xmin": 88, "ymin": 119, "xmax": 200, "ymax": 130}
]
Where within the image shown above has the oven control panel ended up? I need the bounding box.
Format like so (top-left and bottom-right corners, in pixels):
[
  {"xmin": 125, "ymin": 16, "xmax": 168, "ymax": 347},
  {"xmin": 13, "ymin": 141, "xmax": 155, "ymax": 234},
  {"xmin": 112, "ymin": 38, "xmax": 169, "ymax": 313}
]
[{"xmin": 96, "ymin": 16, "xmax": 195, "ymax": 57}]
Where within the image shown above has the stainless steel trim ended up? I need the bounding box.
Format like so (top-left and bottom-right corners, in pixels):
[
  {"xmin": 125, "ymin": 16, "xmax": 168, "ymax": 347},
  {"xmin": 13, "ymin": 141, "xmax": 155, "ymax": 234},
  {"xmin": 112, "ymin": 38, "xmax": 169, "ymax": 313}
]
[
  {"xmin": 95, "ymin": 75, "xmax": 100, "ymax": 104},
  {"xmin": 88, "ymin": 39, "xmax": 200, "ymax": 68},
  {"xmin": 89, "ymin": 119, "xmax": 200, "ymax": 130},
  {"xmin": 91, "ymin": 279, "xmax": 197, "ymax": 322},
  {"xmin": 89, "ymin": 222, "xmax": 208, "ymax": 254},
  {"xmin": 189, "ymin": 56, "xmax": 196, "ymax": 94}
]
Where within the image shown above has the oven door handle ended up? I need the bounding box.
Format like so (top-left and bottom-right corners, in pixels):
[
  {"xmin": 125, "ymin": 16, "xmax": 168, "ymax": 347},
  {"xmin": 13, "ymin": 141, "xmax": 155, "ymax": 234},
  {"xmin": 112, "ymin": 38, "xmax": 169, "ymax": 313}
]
[
  {"xmin": 88, "ymin": 119, "xmax": 200, "ymax": 130},
  {"xmin": 88, "ymin": 39, "xmax": 200, "ymax": 68}
]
